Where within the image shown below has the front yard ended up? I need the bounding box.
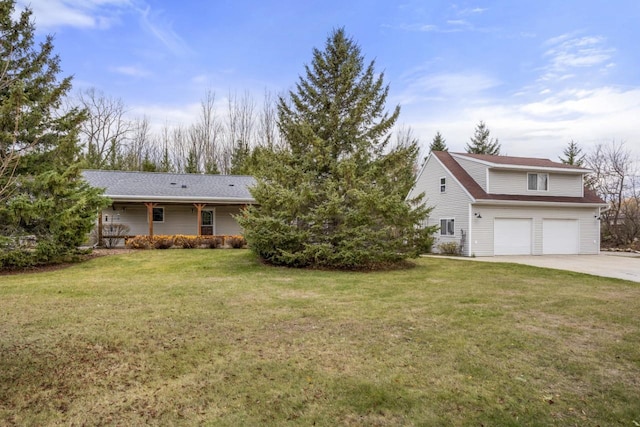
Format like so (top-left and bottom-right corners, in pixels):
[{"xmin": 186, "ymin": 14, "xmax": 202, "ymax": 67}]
[{"xmin": 1, "ymin": 250, "xmax": 638, "ymax": 426}]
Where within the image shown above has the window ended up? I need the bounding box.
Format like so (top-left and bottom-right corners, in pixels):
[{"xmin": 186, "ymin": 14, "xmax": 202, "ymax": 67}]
[
  {"xmin": 440, "ymin": 218, "xmax": 455, "ymax": 236},
  {"xmin": 200, "ymin": 209, "xmax": 215, "ymax": 235},
  {"xmin": 440, "ymin": 177, "xmax": 446, "ymax": 193},
  {"xmin": 152, "ymin": 207, "xmax": 164, "ymax": 222},
  {"xmin": 528, "ymin": 173, "xmax": 548, "ymax": 191}
]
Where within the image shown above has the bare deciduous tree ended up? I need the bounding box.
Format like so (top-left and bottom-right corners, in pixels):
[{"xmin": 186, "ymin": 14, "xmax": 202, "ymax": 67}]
[
  {"xmin": 586, "ymin": 140, "xmax": 640, "ymax": 246},
  {"xmin": 78, "ymin": 88, "xmax": 133, "ymax": 169}
]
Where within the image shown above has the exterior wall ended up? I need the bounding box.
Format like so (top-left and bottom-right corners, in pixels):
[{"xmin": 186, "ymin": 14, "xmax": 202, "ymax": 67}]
[
  {"xmin": 469, "ymin": 204, "xmax": 601, "ymax": 256},
  {"xmin": 215, "ymin": 206, "xmax": 244, "ymax": 235},
  {"xmin": 454, "ymin": 157, "xmax": 488, "ymax": 191},
  {"xmin": 409, "ymin": 156, "xmax": 472, "ymax": 256},
  {"xmin": 488, "ymin": 170, "xmax": 583, "ymax": 197},
  {"xmin": 100, "ymin": 203, "xmax": 245, "ymax": 240}
]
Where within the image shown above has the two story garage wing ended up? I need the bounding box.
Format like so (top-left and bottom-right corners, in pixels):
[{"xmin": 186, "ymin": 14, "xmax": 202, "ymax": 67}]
[{"xmin": 408, "ymin": 151, "xmax": 608, "ymax": 256}]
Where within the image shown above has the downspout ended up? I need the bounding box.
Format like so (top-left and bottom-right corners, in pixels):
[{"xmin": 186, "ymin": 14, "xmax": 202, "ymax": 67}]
[
  {"xmin": 597, "ymin": 205, "xmax": 611, "ymax": 254},
  {"xmin": 468, "ymin": 203, "xmax": 473, "ymax": 257}
]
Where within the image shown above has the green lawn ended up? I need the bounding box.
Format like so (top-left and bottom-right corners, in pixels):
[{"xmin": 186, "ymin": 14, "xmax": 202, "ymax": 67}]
[{"xmin": 1, "ymin": 250, "xmax": 639, "ymax": 426}]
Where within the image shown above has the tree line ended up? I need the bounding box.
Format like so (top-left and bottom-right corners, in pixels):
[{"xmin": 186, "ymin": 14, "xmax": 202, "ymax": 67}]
[{"xmin": 74, "ymin": 88, "xmax": 282, "ymax": 176}]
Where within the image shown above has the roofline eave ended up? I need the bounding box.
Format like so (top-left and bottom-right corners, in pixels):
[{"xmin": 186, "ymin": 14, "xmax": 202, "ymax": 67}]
[
  {"xmin": 472, "ymin": 199, "xmax": 607, "ymax": 208},
  {"xmin": 104, "ymin": 195, "xmax": 255, "ymax": 204}
]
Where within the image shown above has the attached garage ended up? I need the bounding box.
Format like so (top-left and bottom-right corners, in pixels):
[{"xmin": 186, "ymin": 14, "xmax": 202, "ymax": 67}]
[
  {"xmin": 542, "ymin": 219, "xmax": 580, "ymax": 254},
  {"xmin": 494, "ymin": 218, "xmax": 532, "ymax": 255}
]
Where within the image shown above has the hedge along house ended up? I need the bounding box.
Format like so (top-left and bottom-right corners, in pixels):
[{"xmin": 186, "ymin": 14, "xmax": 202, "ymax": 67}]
[
  {"xmin": 408, "ymin": 151, "xmax": 608, "ymax": 256},
  {"xmin": 82, "ymin": 170, "xmax": 255, "ymax": 246}
]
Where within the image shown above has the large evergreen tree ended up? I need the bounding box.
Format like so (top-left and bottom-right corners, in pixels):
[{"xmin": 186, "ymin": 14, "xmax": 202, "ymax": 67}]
[
  {"xmin": 0, "ymin": 1, "xmax": 109, "ymax": 268},
  {"xmin": 465, "ymin": 120, "xmax": 501, "ymax": 155},
  {"xmin": 238, "ymin": 29, "xmax": 433, "ymax": 269}
]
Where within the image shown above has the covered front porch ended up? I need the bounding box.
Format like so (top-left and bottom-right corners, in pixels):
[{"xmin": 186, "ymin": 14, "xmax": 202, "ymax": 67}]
[{"xmin": 97, "ymin": 202, "xmax": 246, "ymax": 246}]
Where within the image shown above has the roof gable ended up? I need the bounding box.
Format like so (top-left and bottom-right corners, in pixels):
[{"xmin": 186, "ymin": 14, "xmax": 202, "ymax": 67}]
[{"xmin": 431, "ymin": 151, "xmax": 605, "ymax": 205}]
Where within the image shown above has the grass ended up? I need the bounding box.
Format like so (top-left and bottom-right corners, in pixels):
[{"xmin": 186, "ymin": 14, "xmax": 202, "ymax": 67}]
[{"xmin": 1, "ymin": 250, "xmax": 639, "ymax": 426}]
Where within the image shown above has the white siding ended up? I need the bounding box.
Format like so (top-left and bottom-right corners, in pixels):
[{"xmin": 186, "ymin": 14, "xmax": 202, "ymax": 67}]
[
  {"xmin": 216, "ymin": 206, "xmax": 244, "ymax": 235},
  {"xmin": 409, "ymin": 156, "xmax": 473, "ymax": 256},
  {"xmin": 455, "ymin": 157, "xmax": 488, "ymax": 191},
  {"xmin": 488, "ymin": 170, "xmax": 583, "ymax": 197},
  {"xmin": 468, "ymin": 204, "xmax": 600, "ymax": 256},
  {"xmin": 101, "ymin": 204, "xmax": 245, "ymax": 237}
]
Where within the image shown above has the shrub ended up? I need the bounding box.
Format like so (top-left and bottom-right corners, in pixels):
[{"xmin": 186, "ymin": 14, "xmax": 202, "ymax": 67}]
[
  {"xmin": 202, "ymin": 236, "xmax": 223, "ymax": 249},
  {"xmin": 415, "ymin": 229, "xmax": 435, "ymax": 254},
  {"xmin": 126, "ymin": 235, "xmax": 152, "ymax": 249},
  {"xmin": 174, "ymin": 235, "xmax": 202, "ymax": 249},
  {"xmin": 227, "ymin": 235, "xmax": 247, "ymax": 249},
  {"xmin": 438, "ymin": 241, "xmax": 460, "ymax": 255},
  {"xmin": 153, "ymin": 235, "xmax": 174, "ymax": 249},
  {"xmin": 0, "ymin": 249, "xmax": 34, "ymax": 269},
  {"xmin": 99, "ymin": 223, "xmax": 131, "ymax": 248}
]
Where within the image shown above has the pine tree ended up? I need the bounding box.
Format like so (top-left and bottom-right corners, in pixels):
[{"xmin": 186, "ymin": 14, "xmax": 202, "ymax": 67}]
[
  {"xmin": 429, "ymin": 131, "xmax": 448, "ymax": 152},
  {"xmin": 0, "ymin": 0, "xmax": 109, "ymax": 268},
  {"xmin": 238, "ymin": 28, "xmax": 434, "ymax": 269},
  {"xmin": 559, "ymin": 140, "xmax": 585, "ymax": 166},
  {"xmin": 184, "ymin": 148, "xmax": 199, "ymax": 173},
  {"xmin": 465, "ymin": 121, "xmax": 501, "ymax": 155},
  {"xmin": 229, "ymin": 140, "xmax": 251, "ymax": 175}
]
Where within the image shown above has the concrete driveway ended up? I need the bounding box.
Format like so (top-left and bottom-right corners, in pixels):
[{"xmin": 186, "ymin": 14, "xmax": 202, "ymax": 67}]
[{"xmin": 465, "ymin": 252, "xmax": 640, "ymax": 282}]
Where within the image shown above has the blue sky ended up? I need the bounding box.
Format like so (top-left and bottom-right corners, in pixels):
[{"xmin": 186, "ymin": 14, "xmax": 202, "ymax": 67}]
[{"xmin": 18, "ymin": 0, "xmax": 640, "ymax": 159}]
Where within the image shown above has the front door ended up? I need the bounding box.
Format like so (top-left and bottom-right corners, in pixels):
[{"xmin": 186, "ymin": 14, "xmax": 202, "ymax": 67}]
[{"xmin": 201, "ymin": 210, "xmax": 215, "ymax": 235}]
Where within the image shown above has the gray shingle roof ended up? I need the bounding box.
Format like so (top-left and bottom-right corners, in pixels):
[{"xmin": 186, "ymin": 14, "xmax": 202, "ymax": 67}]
[{"xmin": 82, "ymin": 170, "xmax": 255, "ymax": 203}]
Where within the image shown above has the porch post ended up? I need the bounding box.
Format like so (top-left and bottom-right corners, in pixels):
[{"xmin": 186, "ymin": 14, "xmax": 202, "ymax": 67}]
[
  {"xmin": 193, "ymin": 203, "xmax": 206, "ymax": 236},
  {"xmin": 97, "ymin": 209, "xmax": 103, "ymax": 246},
  {"xmin": 144, "ymin": 202, "xmax": 158, "ymax": 237}
]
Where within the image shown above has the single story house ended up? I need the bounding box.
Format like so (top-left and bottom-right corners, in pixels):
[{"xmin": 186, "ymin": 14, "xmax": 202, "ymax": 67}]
[
  {"xmin": 82, "ymin": 170, "xmax": 255, "ymax": 245},
  {"xmin": 408, "ymin": 151, "xmax": 608, "ymax": 256}
]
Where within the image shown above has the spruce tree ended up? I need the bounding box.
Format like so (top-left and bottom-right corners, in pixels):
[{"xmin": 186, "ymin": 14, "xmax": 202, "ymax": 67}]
[
  {"xmin": 559, "ymin": 140, "xmax": 585, "ymax": 166},
  {"xmin": 465, "ymin": 120, "xmax": 501, "ymax": 155},
  {"xmin": 238, "ymin": 28, "xmax": 433, "ymax": 269},
  {"xmin": 429, "ymin": 131, "xmax": 448, "ymax": 152},
  {"xmin": 0, "ymin": 1, "xmax": 109, "ymax": 268}
]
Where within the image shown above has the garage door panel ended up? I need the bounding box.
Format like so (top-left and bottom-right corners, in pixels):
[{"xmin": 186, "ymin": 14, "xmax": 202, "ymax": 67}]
[
  {"xmin": 494, "ymin": 218, "xmax": 532, "ymax": 255},
  {"xmin": 543, "ymin": 219, "xmax": 579, "ymax": 254}
]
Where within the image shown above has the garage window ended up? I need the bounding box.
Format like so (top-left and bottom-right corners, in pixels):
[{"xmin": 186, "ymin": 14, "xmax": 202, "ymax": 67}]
[
  {"xmin": 440, "ymin": 218, "xmax": 455, "ymax": 236},
  {"xmin": 528, "ymin": 173, "xmax": 548, "ymax": 191}
]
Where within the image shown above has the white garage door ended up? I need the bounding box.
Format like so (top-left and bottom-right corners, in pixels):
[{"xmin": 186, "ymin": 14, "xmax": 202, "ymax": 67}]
[
  {"xmin": 543, "ymin": 219, "xmax": 579, "ymax": 254},
  {"xmin": 494, "ymin": 218, "xmax": 532, "ymax": 255}
]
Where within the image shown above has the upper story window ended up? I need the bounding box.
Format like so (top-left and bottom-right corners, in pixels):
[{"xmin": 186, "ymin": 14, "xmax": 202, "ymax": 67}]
[
  {"xmin": 440, "ymin": 177, "xmax": 446, "ymax": 193},
  {"xmin": 528, "ymin": 173, "xmax": 548, "ymax": 191},
  {"xmin": 440, "ymin": 218, "xmax": 455, "ymax": 236},
  {"xmin": 152, "ymin": 207, "xmax": 164, "ymax": 222}
]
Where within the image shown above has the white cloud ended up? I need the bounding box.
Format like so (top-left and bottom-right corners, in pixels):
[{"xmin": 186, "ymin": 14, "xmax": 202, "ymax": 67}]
[
  {"xmin": 15, "ymin": 0, "xmax": 131, "ymax": 30},
  {"xmin": 15, "ymin": 0, "xmax": 191, "ymax": 56},
  {"xmin": 137, "ymin": 5, "xmax": 192, "ymax": 56},
  {"xmin": 539, "ymin": 33, "xmax": 615, "ymax": 82},
  {"xmin": 396, "ymin": 72, "xmax": 501, "ymax": 105},
  {"xmin": 129, "ymin": 102, "xmax": 202, "ymax": 130},
  {"xmin": 458, "ymin": 7, "xmax": 487, "ymax": 15},
  {"xmin": 446, "ymin": 20, "xmax": 469, "ymax": 26},
  {"xmin": 110, "ymin": 65, "xmax": 152, "ymax": 77},
  {"xmin": 403, "ymin": 86, "xmax": 640, "ymax": 159}
]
